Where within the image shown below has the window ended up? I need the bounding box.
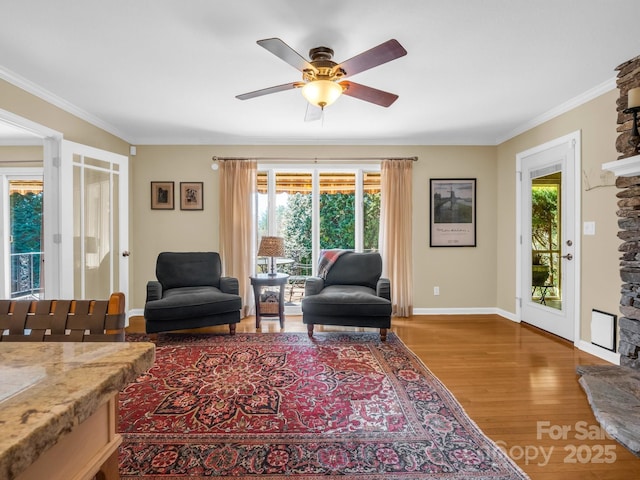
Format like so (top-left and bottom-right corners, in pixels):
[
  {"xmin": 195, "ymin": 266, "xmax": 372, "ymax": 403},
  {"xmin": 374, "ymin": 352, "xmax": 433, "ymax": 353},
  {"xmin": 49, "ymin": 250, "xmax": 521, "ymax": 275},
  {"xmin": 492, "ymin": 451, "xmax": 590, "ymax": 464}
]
[
  {"xmin": 0, "ymin": 172, "xmax": 44, "ymax": 299},
  {"xmin": 256, "ymin": 165, "xmax": 381, "ymax": 307}
]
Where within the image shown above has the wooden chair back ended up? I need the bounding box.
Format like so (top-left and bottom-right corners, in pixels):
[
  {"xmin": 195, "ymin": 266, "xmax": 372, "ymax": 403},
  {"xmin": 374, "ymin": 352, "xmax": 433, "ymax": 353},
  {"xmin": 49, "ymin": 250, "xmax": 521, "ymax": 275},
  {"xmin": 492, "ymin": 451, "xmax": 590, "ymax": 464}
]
[{"xmin": 0, "ymin": 292, "xmax": 125, "ymax": 342}]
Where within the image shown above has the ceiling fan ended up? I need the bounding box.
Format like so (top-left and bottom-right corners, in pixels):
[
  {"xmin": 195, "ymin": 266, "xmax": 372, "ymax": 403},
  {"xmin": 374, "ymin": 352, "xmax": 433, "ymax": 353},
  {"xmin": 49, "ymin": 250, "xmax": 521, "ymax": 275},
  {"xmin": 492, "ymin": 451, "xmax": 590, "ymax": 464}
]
[{"xmin": 236, "ymin": 38, "xmax": 407, "ymax": 113}]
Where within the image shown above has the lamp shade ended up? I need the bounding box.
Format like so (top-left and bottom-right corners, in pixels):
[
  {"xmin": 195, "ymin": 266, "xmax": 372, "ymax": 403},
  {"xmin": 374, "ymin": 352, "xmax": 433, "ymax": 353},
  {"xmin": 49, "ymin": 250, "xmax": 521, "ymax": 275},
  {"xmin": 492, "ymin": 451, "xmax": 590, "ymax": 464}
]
[
  {"xmin": 630, "ymin": 87, "xmax": 640, "ymax": 109},
  {"xmin": 301, "ymin": 80, "xmax": 343, "ymax": 109},
  {"xmin": 257, "ymin": 236, "xmax": 285, "ymax": 258}
]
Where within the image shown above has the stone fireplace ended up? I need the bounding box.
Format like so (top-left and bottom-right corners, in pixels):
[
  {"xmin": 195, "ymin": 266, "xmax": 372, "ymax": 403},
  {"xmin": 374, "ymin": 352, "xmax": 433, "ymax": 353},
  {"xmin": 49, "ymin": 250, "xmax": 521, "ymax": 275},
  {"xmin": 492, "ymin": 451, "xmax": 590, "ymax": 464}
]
[
  {"xmin": 576, "ymin": 55, "xmax": 640, "ymax": 457},
  {"xmin": 606, "ymin": 54, "xmax": 640, "ymax": 368}
]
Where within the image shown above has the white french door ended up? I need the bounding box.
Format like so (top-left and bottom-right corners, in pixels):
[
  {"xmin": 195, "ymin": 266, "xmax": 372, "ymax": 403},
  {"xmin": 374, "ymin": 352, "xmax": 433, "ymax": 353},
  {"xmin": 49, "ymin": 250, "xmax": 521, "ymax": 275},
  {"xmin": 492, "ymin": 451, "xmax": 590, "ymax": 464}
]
[
  {"xmin": 517, "ymin": 132, "xmax": 580, "ymax": 341},
  {"xmin": 60, "ymin": 141, "xmax": 129, "ymax": 306}
]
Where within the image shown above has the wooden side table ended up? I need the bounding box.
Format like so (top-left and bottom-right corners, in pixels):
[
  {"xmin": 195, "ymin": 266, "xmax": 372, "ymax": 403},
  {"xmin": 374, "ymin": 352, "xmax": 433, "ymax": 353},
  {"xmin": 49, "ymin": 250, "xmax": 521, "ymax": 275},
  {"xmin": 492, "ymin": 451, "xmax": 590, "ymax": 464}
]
[{"xmin": 250, "ymin": 273, "xmax": 290, "ymax": 328}]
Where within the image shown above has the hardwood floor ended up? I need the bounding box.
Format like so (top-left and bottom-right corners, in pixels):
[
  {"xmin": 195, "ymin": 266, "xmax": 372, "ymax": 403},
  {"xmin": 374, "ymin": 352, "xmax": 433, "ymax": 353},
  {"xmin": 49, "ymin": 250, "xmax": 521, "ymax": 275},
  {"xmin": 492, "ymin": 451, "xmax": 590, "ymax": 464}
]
[{"xmin": 127, "ymin": 314, "xmax": 640, "ymax": 479}]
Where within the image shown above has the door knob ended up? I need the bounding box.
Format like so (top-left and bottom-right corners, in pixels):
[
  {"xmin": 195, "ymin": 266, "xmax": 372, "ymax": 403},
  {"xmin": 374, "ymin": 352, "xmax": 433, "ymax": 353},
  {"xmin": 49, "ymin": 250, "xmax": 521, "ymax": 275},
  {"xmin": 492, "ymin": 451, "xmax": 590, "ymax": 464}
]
[
  {"xmin": 122, "ymin": 251, "xmax": 130, "ymax": 257},
  {"xmin": 562, "ymin": 253, "xmax": 573, "ymax": 260}
]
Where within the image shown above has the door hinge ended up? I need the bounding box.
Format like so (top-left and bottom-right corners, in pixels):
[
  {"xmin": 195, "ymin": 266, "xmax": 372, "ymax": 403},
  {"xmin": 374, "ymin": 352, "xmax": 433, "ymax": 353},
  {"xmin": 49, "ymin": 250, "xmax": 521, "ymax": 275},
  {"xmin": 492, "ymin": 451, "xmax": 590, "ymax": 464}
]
[
  {"xmin": 53, "ymin": 233, "xmax": 62, "ymax": 244},
  {"xmin": 52, "ymin": 156, "xmax": 61, "ymax": 167}
]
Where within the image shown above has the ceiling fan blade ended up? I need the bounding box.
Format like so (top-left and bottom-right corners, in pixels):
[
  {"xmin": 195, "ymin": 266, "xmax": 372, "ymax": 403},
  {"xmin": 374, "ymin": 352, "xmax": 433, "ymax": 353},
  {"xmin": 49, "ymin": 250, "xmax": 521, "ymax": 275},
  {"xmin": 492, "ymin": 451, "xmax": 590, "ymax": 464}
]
[
  {"xmin": 336, "ymin": 39, "xmax": 407, "ymax": 78},
  {"xmin": 236, "ymin": 82, "xmax": 303, "ymax": 100},
  {"xmin": 257, "ymin": 38, "xmax": 317, "ymax": 73},
  {"xmin": 340, "ymin": 81, "xmax": 399, "ymax": 107}
]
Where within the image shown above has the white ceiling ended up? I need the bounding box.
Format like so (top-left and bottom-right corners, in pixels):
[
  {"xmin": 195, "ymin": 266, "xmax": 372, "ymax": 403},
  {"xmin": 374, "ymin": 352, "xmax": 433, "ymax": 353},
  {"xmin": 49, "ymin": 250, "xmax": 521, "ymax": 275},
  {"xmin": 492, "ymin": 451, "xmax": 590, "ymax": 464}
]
[
  {"xmin": 0, "ymin": 122, "xmax": 42, "ymax": 145},
  {"xmin": 0, "ymin": 0, "xmax": 639, "ymax": 146}
]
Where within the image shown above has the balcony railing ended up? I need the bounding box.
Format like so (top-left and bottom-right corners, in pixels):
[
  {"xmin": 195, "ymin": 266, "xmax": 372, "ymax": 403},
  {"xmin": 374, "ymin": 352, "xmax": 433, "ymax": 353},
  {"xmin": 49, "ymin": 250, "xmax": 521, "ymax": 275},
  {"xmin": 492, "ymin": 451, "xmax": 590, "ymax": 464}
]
[{"xmin": 11, "ymin": 251, "xmax": 42, "ymax": 299}]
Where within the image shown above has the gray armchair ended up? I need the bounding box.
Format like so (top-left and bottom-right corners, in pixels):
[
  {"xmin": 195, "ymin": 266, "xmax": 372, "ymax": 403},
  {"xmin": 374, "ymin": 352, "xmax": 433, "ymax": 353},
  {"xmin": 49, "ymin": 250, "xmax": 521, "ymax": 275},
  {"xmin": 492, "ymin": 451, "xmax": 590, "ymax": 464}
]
[
  {"xmin": 144, "ymin": 252, "xmax": 242, "ymax": 334},
  {"xmin": 301, "ymin": 251, "xmax": 392, "ymax": 341}
]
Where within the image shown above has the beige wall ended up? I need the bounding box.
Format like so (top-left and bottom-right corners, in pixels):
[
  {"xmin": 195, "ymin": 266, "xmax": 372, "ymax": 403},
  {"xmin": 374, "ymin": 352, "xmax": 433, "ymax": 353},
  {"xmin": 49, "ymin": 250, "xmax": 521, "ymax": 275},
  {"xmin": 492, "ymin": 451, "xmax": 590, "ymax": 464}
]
[
  {"xmin": 0, "ymin": 79, "xmax": 129, "ymax": 155},
  {"xmin": 131, "ymin": 144, "xmax": 497, "ymax": 310},
  {"xmin": 0, "ymin": 145, "xmax": 43, "ymax": 164},
  {"xmin": 496, "ymin": 89, "xmax": 620, "ymax": 341},
  {"xmin": 0, "ymin": 77, "xmax": 623, "ymax": 345}
]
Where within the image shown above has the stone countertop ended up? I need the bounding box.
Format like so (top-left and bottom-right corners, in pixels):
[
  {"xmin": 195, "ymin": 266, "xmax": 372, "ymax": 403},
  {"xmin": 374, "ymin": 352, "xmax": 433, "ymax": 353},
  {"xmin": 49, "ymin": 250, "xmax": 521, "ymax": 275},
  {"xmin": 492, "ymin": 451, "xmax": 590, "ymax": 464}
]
[{"xmin": 0, "ymin": 341, "xmax": 156, "ymax": 480}]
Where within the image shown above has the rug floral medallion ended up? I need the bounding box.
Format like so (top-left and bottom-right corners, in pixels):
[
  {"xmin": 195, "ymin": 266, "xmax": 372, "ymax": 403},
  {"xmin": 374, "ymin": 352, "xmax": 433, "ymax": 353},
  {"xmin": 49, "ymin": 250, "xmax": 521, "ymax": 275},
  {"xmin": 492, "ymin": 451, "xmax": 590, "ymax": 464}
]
[{"xmin": 119, "ymin": 332, "xmax": 528, "ymax": 479}]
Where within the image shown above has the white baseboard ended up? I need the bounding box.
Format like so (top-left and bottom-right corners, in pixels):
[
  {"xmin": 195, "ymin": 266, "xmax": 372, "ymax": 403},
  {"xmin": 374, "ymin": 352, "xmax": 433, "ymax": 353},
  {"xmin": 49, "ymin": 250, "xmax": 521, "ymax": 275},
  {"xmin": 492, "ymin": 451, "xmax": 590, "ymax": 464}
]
[
  {"xmin": 576, "ymin": 339, "xmax": 620, "ymax": 365},
  {"xmin": 412, "ymin": 309, "xmax": 619, "ymax": 364},
  {"xmin": 494, "ymin": 308, "xmax": 520, "ymax": 323},
  {"xmin": 128, "ymin": 304, "xmax": 619, "ymax": 364},
  {"xmin": 128, "ymin": 308, "xmax": 144, "ymax": 318},
  {"xmin": 412, "ymin": 307, "xmax": 520, "ymax": 323}
]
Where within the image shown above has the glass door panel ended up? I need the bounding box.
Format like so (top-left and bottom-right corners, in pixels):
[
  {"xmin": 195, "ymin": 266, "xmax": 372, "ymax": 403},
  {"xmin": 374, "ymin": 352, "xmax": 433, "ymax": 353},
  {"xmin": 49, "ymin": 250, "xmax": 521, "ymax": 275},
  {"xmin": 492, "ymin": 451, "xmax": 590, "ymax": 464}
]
[
  {"xmin": 83, "ymin": 166, "xmax": 112, "ymax": 299},
  {"xmin": 319, "ymin": 172, "xmax": 355, "ymax": 250},
  {"xmin": 363, "ymin": 172, "xmax": 381, "ymax": 252},
  {"xmin": 72, "ymin": 152, "xmax": 123, "ymax": 301},
  {"xmin": 256, "ymin": 172, "xmax": 269, "ymax": 247},
  {"xmin": 9, "ymin": 179, "xmax": 43, "ymax": 299},
  {"xmin": 530, "ymin": 173, "xmax": 561, "ymax": 310},
  {"xmin": 278, "ymin": 173, "xmax": 312, "ymax": 305},
  {"xmin": 278, "ymin": 172, "xmax": 312, "ymax": 264}
]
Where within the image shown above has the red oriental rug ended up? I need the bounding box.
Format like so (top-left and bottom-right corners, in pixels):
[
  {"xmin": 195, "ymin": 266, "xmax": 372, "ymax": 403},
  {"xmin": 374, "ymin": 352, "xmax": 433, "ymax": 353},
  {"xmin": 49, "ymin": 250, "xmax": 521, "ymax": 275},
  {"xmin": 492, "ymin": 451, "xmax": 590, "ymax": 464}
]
[{"xmin": 119, "ymin": 332, "xmax": 528, "ymax": 479}]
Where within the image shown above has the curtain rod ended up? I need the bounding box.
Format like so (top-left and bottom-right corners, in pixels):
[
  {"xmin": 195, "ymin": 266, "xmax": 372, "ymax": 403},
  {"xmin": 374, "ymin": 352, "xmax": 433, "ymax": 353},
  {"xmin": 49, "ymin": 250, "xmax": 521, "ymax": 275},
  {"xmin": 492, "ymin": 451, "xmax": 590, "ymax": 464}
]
[{"xmin": 212, "ymin": 156, "xmax": 418, "ymax": 162}]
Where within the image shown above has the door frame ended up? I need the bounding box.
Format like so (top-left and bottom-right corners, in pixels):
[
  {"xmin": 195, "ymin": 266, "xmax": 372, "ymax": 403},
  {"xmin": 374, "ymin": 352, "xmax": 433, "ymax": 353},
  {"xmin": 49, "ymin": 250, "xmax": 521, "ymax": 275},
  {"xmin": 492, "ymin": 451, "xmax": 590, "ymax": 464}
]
[
  {"xmin": 515, "ymin": 130, "xmax": 581, "ymax": 343},
  {"xmin": 0, "ymin": 108, "xmax": 64, "ymax": 298},
  {"xmin": 0, "ymin": 109, "xmax": 129, "ymax": 306}
]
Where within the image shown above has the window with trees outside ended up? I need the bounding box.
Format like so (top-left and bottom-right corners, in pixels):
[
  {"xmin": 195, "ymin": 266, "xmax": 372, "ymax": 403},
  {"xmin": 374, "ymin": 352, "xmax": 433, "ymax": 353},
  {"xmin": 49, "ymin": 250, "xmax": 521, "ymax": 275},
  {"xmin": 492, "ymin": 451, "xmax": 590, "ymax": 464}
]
[{"xmin": 256, "ymin": 166, "xmax": 381, "ymax": 310}]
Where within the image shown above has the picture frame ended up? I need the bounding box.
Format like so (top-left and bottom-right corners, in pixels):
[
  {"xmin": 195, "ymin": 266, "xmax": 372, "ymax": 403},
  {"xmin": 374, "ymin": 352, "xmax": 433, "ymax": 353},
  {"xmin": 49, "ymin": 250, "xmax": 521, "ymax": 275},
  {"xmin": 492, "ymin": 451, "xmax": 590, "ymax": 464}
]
[
  {"xmin": 150, "ymin": 181, "xmax": 174, "ymax": 210},
  {"xmin": 430, "ymin": 178, "xmax": 476, "ymax": 247},
  {"xmin": 180, "ymin": 182, "xmax": 203, "ymax": 210}
]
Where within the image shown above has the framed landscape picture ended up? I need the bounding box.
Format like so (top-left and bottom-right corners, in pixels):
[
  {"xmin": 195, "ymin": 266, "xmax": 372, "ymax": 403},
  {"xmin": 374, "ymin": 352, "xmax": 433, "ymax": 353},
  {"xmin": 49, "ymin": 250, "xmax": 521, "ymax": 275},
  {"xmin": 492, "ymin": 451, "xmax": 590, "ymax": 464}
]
[
  {"xmin": 180, "ymin": 182, "xmax": 203, "ymax": 210},
  {"xmin": 151, "ymin": 181, "xmax": 174, "ymax": 210},
  {"xmin": 430, "ymin": 178, "xmax": 476, "ymax": 247}
]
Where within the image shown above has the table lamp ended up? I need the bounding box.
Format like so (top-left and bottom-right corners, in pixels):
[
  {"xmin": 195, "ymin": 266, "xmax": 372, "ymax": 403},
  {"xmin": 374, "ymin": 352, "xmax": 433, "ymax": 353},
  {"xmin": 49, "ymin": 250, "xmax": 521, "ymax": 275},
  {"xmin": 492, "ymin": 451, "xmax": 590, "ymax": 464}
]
[{"xmin": 257, "ymin": 236, "xmax": 285, "ymax": 276}]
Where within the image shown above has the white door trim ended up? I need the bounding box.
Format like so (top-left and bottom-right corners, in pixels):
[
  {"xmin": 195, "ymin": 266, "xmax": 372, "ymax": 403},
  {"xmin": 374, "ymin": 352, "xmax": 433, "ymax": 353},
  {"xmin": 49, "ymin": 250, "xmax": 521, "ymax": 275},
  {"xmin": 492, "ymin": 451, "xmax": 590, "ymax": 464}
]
[
  {"xmin": 0, "ymin": 108, "xmax": 64, "ymax": 298},
  {"xmin": 515, "ymin": 130, "xmax": 581, "ymax": 344}
]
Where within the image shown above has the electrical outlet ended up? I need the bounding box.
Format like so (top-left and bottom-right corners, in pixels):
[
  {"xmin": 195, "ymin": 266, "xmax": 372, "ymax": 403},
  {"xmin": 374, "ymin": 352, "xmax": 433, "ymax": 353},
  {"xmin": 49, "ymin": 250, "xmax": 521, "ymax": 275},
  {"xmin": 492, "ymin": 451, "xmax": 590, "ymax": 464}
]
[{"xmin": 434, "ymin": 286, "xmax": 440, "ymax": 296}]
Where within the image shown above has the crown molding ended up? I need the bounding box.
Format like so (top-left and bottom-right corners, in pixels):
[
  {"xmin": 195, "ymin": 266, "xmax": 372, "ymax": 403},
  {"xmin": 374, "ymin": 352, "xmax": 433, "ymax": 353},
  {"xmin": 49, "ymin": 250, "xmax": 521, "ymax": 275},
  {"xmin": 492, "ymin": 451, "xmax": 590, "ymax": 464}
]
[
  {"xmin": 0, "ymin": 66, "xmax": 133, "ymax": 144},
  {"xmin": 497, "ymin": 77, "xmax": 617, "ymax": 145},
  {"xmin": 0, "ymin": 64, "xmax": 618, "ymax": 147}
]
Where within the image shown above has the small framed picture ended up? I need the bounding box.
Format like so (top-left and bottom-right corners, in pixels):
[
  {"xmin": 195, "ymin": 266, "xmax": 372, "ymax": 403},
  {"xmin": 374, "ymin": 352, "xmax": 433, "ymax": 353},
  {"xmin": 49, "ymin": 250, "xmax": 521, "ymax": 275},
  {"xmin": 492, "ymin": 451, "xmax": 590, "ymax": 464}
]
[
  {"xmin": 180, "ymin": 182, "xmax": 203, "ymax": 210},
  {"xmin": 430, "ymin": 178, "xmax": 476, "ymax": 247},
  {"xmin": 151, "ymin": 181, "xmax": 174, "ymax": 210}
]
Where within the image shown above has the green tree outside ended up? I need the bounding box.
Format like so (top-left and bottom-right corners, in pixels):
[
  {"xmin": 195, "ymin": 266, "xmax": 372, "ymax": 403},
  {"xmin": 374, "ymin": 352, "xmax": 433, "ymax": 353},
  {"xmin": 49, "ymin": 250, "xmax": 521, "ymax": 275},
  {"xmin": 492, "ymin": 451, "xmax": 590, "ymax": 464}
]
[
  {"xmin": 531, "ymin": 185, "xmax": 559, "ymax": 285},
  {"xmin": 278, "ymin": 190, "xmax": 380, "ymax": 266},
  {"xmin": 10, "ymin": 191, "xmax": 43, "ymax": 295}
]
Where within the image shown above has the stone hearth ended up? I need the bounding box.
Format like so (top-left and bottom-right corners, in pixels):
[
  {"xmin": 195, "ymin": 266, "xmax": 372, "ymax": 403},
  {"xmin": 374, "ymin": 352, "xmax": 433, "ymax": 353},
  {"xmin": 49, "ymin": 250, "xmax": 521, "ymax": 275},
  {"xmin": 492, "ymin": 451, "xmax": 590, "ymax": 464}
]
[{"xmin": 576, "ymin": 365, "xmax": 640, "ymax": 456}]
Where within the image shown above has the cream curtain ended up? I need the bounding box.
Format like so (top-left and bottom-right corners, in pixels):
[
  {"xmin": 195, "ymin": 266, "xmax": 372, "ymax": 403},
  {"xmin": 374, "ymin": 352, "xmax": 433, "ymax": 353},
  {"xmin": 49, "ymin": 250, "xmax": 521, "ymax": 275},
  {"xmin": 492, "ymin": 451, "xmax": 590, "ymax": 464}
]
[
  {"xmin": 219, "ymin": 159, "xmax": 257, "ymax": 317},
  {"xmin": 380, "ymin": 159, "xmax": 413, "ymax": 317}
]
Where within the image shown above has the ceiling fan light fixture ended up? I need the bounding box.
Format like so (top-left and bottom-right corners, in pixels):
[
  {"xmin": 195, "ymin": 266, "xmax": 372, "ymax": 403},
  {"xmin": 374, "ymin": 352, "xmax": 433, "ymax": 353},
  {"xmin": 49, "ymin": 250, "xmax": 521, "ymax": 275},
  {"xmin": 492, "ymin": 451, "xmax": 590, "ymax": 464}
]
[{"xmin": 301, "ymin": 80, "xmax": 343, "ymax": 109}]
